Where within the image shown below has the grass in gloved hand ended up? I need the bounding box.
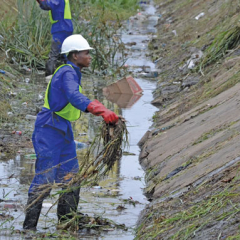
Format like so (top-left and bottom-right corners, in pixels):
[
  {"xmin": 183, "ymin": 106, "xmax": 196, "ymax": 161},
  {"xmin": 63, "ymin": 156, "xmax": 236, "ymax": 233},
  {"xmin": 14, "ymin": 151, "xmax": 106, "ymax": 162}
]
[{"xmin": 76, "ymin": 116, "xmax": 129, "ymax": 184}]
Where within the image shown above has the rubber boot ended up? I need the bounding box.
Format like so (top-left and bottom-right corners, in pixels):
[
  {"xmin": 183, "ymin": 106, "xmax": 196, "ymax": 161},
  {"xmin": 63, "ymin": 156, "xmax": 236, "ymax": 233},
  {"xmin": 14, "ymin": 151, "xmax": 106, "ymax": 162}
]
[
  {"xmin": 23, "ymin": 194, "xmax": 45, "ymax": 230},
  {"xmin": 57, "ymin": 185, "xmax": 80, "ymax": 223}
]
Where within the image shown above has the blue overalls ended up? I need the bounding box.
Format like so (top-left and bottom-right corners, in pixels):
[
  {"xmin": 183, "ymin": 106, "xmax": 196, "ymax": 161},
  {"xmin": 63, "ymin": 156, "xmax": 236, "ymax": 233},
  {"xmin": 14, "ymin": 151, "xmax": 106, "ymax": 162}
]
[
  {"xmin": 30, "ymin": 60, "xmax": 91, "ymax": 192},
  {"xmin": 23, "ymin": 61, "xmax": 92, "ymax": 229},
  {"xmin": 38, "ymin": 0, "xmax": 73, "ymax": 76}
]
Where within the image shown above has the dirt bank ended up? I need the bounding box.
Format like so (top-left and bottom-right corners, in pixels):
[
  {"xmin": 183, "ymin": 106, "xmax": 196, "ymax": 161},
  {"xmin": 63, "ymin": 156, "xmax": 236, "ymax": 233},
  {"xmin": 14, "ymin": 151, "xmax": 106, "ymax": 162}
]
[{"xmin": 136, "ymin": 0, "xmax": 240, "ymax": 239}]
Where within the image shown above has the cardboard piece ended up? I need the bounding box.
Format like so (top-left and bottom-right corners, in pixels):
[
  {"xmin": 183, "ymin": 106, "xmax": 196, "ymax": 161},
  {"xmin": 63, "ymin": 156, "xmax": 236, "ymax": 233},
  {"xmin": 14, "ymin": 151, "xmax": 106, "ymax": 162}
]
[
  {"xmin": 104, "ymin": 93, "xmax": 142, "ymax": 108},
  {"xmin": 103, "ymin": 76, "xmax": 143, "ymax": 108},
  {"xmin": 103, "ymin": 75, "xmax": 143, "ymax": 95}
]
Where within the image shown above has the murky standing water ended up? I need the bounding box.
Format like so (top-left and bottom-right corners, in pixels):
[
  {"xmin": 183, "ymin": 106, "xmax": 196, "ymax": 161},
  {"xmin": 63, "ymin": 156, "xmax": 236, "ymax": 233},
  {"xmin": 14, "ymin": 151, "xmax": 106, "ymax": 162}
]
[{"xmin": 0, "ymin": 1, "xmax": 159, "ymax": 239}]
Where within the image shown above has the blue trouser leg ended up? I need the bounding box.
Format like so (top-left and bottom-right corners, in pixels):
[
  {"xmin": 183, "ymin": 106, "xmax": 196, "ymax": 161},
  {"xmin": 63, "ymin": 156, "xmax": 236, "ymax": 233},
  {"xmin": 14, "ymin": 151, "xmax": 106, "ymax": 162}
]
[
  {"xmin": 24, "ymin": 126, "xmax": 79, "ymax": 229},
  {"xmin": 29, "ymin": 126, "xmax": 79, "ymax": 193}
]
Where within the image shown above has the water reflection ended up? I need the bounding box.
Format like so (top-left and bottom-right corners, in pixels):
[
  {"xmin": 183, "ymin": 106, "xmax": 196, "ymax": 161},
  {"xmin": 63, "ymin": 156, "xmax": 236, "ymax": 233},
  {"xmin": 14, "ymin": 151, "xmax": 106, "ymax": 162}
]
[
  {"xmin": 102, "ymin": 75, "xmax": 143, "ymax": 109},
  {"xmin": 104, "ymin": 93, "xmax": 142, "ymax": 109}
]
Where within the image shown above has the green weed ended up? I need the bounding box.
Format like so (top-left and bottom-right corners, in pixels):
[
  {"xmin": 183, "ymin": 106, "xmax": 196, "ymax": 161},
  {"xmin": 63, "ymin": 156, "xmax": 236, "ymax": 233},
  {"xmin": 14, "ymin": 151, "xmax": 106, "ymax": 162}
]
[
  {"xmin": 200, "ymin": 26, "xmax": 240, "ymax": 71},
  {"xmin": 136, "ymin": 184, "xmax": 240, "ymax": 240},
  {"xmin": 0, "ymin": 0, "xmax": 51, "ymax": 70},
  {"xmin": 0, "ymin": 0, "xmax": 138, "ymax": 75}
]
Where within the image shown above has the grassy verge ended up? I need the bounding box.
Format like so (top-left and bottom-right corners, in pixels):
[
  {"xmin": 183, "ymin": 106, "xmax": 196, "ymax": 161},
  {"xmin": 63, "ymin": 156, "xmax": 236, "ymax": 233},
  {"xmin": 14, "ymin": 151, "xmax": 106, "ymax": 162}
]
[
  {"xmin": 72, "ymin": 0, "xmax": 138, "ymax": 21},
  {"xmin": 136, "ymin": 170, "xmax": 240, "ymax": 239},
  {"xmin": 0, "ymin": 0, "xmax": 51, "ymax": 70},
  {"xmin": 0, "ymin": 0, "xmax": 138, "ymax": 74},
  {"xmin": 200, "ymin": 26, "xmax": 240, "ymax": 72}
]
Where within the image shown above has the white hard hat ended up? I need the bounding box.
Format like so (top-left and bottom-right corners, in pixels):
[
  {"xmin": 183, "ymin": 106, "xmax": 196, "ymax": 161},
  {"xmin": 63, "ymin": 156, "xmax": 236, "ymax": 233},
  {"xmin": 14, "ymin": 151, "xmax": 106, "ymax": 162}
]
[{"xmin": 61, "ymin": 34, "xmax": 94, "ymax": 54}]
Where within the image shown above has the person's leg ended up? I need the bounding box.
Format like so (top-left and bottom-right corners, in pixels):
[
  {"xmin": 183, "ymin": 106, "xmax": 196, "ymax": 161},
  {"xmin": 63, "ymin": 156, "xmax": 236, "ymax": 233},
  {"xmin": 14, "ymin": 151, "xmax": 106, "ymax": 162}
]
[
  {"xmin": 57, "ymin": 183, "xmax": 80, "ymax": 222},
  {"xmin": 56, "ymin": 139, "xmax": 80, "ymax": 222},
  {"xmin": 23, "ymin": 126, "xmax": 65, "ymax": 230},
  {"xmin": 45, "ymin": 31, "xmax": 72, "ymax": 76},
  {"xmin": 23, "ymin": 190, "xmax": 51, "ymax": 230},
  {"xmin": 45, "ymin": 36, "xmax": 61, "ymax": 76}
]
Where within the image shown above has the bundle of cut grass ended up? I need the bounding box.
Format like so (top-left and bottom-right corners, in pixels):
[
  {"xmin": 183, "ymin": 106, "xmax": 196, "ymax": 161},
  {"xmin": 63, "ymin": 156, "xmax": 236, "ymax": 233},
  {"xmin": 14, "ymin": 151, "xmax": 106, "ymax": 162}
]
[
  {"xmin": 76, "ymin": 116, "xmax": 128, "ymax": 184},
  {"xmin": 200, "ymin": 26, "xmax": 240, "ymax": 71}
]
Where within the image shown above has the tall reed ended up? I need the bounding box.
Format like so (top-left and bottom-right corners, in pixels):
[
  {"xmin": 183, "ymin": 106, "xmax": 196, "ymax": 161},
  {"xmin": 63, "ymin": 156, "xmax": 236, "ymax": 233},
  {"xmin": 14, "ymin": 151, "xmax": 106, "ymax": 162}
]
[
  {"xmin": 0, "ymin": 0, "xmax": 51, "ymax": 70},
  {"xmin": 200, "ymin": 26, "xmax": 240, "ymax": 71},
  {"xmin": 0, "ymin": 0, "xmax": 138, "ymax": 75}
]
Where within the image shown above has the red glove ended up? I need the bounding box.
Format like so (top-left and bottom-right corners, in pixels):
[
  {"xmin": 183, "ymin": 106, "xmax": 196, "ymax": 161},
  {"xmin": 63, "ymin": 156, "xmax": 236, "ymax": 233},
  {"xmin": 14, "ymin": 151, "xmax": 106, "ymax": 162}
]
[{"xmin": 87, "ymin": 100, "xmax": 119, "ymax": 124}]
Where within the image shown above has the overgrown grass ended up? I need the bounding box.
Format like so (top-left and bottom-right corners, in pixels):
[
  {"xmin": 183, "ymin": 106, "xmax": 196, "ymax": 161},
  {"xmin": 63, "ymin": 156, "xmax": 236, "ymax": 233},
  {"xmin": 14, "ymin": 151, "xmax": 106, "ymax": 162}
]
[
  {"xmin": 75, "ymin": 0, "xmax": 139, "ymax": 21},
  {"xmin": 0, "ymin": 0, "xmax": 17, "ymax": 24},
  {"xmin": 0, "ymin": 0, "xmax": 51, "ymax": 70},
  {"xmin": 72, "ymin": 0, "xmax": 138, "ymax": 74},
  {"xmin": 74, "ymin": 11, "xmax": 126, "ymax": 74},
  {"xmin": 200, "ymin": 26, "xmax": 240, "ymax": 72},
  {"xmin": 0, "ymin": 71, "xmax": 13, "ymax": 124},
  {"xmin": 0, "ymin": 0, "xmax": 138, "ymax": 74}
]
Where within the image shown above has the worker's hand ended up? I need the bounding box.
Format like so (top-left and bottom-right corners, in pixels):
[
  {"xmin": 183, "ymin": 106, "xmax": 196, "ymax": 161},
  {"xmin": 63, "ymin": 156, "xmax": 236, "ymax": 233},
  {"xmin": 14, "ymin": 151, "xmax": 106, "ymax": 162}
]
[
  {"xmin": 87, "ymin": 100, "xmax": 119, "ymax": 124},
  {"xmin": 101, "ymin": 109, "xmax": 119, "ymax": 124}
]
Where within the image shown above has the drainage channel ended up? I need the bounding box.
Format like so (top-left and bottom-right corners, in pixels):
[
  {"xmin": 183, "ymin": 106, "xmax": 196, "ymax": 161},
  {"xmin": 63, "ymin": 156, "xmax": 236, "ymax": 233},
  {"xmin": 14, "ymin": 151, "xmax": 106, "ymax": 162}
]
[{"xmin": 0, "ymin": 1, "xmax": 159, "ymax": 239}]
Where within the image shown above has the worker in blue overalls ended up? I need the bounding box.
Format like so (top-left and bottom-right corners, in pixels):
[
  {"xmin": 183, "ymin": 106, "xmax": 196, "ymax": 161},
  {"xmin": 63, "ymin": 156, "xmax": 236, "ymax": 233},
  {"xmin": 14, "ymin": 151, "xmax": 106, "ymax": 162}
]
[
  {"xmin": 23, "ymin": 34, "xmax": 119, "ymax": 230},
  {"xmin": 36, "ymin": 0, "xmax": 73, "ymax": 76}
]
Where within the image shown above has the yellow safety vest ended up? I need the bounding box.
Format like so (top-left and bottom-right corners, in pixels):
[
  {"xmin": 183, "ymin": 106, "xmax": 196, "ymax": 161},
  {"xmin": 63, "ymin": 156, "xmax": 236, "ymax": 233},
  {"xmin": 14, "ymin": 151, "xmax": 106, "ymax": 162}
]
[
  {"xmin": 43, "ymin": 64, "xmax": 82, "ymax": 122},
  {"xmin": 49, "ymin": 0, "xmax": 72, "ymax": 24}
]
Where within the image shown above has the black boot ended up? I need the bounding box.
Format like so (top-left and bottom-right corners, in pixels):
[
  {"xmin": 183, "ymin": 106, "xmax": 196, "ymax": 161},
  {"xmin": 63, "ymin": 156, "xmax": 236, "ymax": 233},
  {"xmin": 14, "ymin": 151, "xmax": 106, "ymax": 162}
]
[
  {"xmin": 23, "ymin": 194, "xmax": 45, "ymax": 230},
  {"xmin": 57, "ymin": 185, "xmax": 80, "ymax": 223}
]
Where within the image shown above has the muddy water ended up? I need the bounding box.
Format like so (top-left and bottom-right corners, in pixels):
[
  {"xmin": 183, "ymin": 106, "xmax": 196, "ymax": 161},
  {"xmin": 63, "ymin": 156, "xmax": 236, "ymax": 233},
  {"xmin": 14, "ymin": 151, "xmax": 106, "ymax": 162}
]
[{"xmin": 0, "ymin": 1, "xmax": 159, "ymax": 239}]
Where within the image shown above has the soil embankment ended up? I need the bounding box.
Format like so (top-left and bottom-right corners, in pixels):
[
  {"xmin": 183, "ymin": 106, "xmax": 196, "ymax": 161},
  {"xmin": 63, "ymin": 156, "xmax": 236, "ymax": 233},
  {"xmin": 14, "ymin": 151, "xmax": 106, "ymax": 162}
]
[{"xmin": 136, "ymin": 0, "xmax": 240, "ymax": 239}]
